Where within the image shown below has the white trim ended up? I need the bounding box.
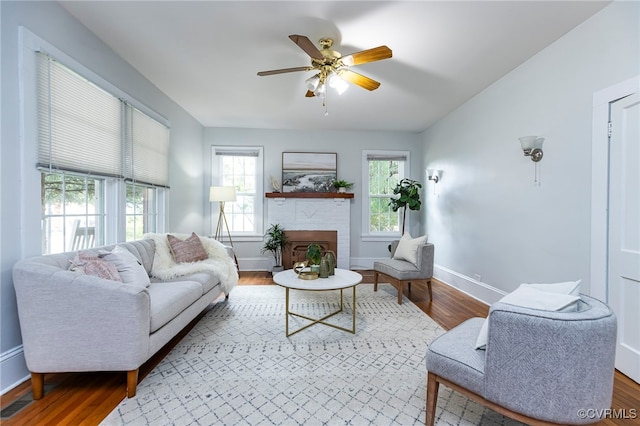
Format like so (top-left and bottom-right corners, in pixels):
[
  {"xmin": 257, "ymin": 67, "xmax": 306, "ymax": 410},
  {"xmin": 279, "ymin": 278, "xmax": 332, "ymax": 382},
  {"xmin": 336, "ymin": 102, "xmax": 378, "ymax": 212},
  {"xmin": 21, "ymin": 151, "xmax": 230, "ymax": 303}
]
[
  {"xmin": 0, "ymin": 346, "xmax": 29, "ymax": 395},
  {"xmin": 239, "ymin": 256, "xmax": 273, "ymax": 272},
  {"xmin": 361, "ymin": 149, "xmax": 410, "ymax": 239},
  {"xmin": 351, "ymin": 258, "xmax": 500, "ymax": 306},
  {"xmin": 590, "ymin": 76, "xmax": 639, "ymax": 302},
  {"xmin": 434, "ymin": 264, "xmax": 505, "ymax": 305},
  {"xmin": 210, "ymin": 145, "xmax": 264, "ymax": 238},
  {"xmin": 349, "ymin": 257, "xmax": 381, "ymax": 270}
]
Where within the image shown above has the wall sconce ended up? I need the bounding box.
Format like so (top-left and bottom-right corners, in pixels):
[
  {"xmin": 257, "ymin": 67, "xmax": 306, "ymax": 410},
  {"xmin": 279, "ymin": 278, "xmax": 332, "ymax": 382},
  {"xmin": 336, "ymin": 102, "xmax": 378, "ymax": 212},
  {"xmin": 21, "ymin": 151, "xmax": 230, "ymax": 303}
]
[
  {"xmin": 518, "ymin": 136, "xmax": 545, "ymax": 186},
  {"xmin": 426, "ymin": 169, "xmax": 441, "ymax": 183},
  {"xmin": 426, "ymin": 169, "xmax": 442, "ymax": 194},
  {"xmin": 518, "ymin": 136, "xmax": 544, "ymax": 162}
]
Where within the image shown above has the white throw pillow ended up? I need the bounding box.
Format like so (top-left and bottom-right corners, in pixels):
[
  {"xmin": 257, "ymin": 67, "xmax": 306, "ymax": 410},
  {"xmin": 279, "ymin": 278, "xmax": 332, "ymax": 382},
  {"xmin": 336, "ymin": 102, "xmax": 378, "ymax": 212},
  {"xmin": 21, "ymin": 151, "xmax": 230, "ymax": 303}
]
[
  {"xmin": 103, "ymin": 245, "xmax": 150, "ymax": 288},
  {"xmin": 521, "ymin": 279, "xmax": 581, "ymax": 296},
  {"xmin": 393, "ymin": 233, "xmax": 428, "ymax": 265},
  {"xmin": 474, "ymin": 280, "xmax": 582, "ymax": 350}
]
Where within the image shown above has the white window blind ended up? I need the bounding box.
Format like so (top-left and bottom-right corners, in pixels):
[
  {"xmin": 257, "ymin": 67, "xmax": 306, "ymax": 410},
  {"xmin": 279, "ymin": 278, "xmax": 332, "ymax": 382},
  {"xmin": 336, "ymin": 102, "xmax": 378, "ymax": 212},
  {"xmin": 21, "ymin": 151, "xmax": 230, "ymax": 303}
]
[
  {"xmin": 37, "ymin": 53, "xmax": 123, "ymax": 177},
  {"xmin": 37, "ymin": 52, "xmax": 170, "ymax": 187},
  {"xmin": 366, "ymin": 153, "xmax": 408, "ymax": 162},
  {"xmin": 126, "ymin": 107, "xmax": 170, "ymax": 187},
  {"xmin": 214, "ymin": 147, "xmax": 261, "ymax": 157}
]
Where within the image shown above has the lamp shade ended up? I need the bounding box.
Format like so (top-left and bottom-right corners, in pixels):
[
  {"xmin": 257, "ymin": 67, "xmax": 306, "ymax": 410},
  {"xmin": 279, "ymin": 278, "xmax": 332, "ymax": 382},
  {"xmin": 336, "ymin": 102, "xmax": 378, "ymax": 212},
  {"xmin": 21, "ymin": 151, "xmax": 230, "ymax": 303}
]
[
  {"xmin": 209, "ymin": 186, "xmax": 236, "ymax": 202},
  {"xmin": 518, "ymin": 136, "xmax": 538, "ymax": 150}
]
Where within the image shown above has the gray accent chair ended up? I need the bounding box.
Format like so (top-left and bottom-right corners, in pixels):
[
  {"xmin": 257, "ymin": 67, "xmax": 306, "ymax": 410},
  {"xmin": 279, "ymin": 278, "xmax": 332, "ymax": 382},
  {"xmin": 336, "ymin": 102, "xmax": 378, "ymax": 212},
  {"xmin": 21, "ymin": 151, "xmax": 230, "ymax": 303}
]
[
  {"xmin": 373, "ymin": 240, "xmax": 434, "ymax": 304},
  {"xmin": 425, "ymin": 294, "xmax": 617, "ymax": 425}
]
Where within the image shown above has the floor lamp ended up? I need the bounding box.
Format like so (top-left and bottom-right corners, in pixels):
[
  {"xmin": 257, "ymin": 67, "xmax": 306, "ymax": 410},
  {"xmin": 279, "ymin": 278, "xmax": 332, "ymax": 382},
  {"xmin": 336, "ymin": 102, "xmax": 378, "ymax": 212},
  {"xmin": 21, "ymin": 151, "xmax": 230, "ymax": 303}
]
[{"xmin": 210, "ymin": 186, "xmax": 239, "ymax": 268}]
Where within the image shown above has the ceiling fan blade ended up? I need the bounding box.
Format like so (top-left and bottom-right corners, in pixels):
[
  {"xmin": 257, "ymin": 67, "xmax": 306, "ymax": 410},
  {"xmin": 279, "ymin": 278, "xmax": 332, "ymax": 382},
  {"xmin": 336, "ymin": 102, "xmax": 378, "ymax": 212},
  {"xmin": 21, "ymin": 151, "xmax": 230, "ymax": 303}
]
[
  {"xmin": 305, "ymin": 90, "xmax": 315, "ymax": 97},
  {"xmin": 289, "ymin": 34, "xmax": 324, "ymax": 60},
  {"xmin": 257, "ymin": 66, "xmax": 311, "ymax": 76},
  {"xmin": 337, "ymin": 69, "xmax": 381, "ymax": 91},
  {"xmin": 341, "ymin": 46, "xmax": 392, "ymax": 66}
]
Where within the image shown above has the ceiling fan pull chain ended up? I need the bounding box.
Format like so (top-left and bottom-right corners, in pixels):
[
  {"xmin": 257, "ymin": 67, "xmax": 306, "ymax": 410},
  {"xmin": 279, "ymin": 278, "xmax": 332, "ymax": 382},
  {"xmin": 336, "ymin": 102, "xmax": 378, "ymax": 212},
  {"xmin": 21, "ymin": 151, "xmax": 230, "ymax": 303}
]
[{"xmin": 323, "ymin": 94, "xmax": 328, "ymax": 116}]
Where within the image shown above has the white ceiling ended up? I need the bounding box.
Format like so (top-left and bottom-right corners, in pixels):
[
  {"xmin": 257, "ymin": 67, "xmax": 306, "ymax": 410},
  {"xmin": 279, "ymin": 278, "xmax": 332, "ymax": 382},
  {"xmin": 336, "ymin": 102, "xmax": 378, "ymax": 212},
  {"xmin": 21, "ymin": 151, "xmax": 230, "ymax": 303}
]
[{"xmin": 59, "ymin": 1, "xmax": 609, "ymax": 133}]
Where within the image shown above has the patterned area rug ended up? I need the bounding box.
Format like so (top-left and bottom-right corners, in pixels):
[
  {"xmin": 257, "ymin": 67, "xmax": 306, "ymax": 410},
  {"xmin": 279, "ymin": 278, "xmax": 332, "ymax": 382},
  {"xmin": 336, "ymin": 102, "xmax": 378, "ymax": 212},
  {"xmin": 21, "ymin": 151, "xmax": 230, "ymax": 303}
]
[{"xmin": 101, "ymin": 284, "xmax": 523, "ymax": 425}]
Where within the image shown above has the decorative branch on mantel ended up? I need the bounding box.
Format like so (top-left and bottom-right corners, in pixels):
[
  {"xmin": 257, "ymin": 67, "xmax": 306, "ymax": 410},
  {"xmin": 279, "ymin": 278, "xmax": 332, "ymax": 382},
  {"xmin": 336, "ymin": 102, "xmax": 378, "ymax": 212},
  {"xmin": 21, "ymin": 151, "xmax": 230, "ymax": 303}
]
[{"xmin": 265, "ymin": 192, "xmax": 354, "ymax": 199}]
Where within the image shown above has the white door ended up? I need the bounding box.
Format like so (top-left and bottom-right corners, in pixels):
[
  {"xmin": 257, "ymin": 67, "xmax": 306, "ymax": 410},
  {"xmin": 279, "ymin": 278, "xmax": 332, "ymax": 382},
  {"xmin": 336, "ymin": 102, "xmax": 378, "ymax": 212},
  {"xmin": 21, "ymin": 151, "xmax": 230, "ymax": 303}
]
[{"xmin": 608, "ymin": 92, "xmax": 640, "ymax": 383}]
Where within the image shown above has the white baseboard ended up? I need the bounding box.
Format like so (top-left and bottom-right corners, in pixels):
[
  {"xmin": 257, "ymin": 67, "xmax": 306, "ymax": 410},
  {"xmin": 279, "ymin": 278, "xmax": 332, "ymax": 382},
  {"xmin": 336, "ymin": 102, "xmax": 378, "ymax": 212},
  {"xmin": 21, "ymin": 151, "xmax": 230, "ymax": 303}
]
[
  {"xmin": 1, "ymin": 345, "xmax": 29, "ymax": 396},
  {"xmin": 349, "ymin": 257, "xmax": 377, "ymax": 270},
  {"xmin": 237, "ymin": 257, "xmax": 272, "ymax": 272},
  {"xmin": 434, "ymin": 264, "xmax": 506, "ymax": 305},
  {"xmin": 350, "ymin": 259, "xmax": 502, "ymax": 306}
]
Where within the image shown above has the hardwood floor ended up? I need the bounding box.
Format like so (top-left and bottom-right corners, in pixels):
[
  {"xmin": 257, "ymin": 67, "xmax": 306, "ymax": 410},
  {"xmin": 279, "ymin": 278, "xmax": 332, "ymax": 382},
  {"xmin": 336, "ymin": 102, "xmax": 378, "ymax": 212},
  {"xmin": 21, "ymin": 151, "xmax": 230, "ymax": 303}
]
[{"xmin": 1, "ymin": 271, "xmax": 638, "ymax": 425}]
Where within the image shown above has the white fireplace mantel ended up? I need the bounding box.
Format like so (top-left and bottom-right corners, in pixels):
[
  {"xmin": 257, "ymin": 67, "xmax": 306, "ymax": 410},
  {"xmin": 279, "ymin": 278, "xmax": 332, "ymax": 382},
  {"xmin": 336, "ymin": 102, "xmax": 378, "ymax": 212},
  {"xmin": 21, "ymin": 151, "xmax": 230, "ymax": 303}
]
[{"xmin": 266, "ymin": 195, "xmax": 351, "ymax": 268}]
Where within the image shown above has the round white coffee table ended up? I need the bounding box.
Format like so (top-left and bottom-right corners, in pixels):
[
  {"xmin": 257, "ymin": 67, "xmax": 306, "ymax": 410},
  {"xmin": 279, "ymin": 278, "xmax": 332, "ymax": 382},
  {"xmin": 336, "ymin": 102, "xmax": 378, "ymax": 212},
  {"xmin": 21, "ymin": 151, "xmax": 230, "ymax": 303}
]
[{"xmin": 273, "ymin": 268, "xmax": 363, "ymax": 336}]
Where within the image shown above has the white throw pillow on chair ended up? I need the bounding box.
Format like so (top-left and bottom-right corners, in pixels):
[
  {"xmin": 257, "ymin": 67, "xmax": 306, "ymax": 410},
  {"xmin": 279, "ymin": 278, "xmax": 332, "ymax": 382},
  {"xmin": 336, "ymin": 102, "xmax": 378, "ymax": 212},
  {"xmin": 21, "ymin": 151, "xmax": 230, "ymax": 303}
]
[
  {"xmin": 474, "ymin": 279, "xmax": 582, "ymax": 350},
  {"xmin": 393, "ymin": 233, "xmax": 428, "ymax": 266}
]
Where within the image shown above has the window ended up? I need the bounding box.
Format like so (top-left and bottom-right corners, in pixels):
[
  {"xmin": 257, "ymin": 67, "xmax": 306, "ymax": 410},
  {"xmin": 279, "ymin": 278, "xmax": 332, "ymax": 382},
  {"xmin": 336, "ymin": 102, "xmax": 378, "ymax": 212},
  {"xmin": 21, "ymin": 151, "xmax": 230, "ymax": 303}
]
[
  {"xmin": 123, "ymin": 106, "xmax": 169, "ymax": 242},
  {"xmin": 126, "ymin": 183, "xmax": 158, "ymax": 241},
  {"xmin": 36, "ymin": 51, "xmax": 169, "ymax": 253},
  {"xmin": 41, "ymin": 172, "xmax": 105, "ymax": 253},
  {"xmin": 212, "ymin": 146, "xmax": 264, "ymax": 238},
  {"xmin": 362, "ymin": 150, "xmax": 409, "ymax": 238}
]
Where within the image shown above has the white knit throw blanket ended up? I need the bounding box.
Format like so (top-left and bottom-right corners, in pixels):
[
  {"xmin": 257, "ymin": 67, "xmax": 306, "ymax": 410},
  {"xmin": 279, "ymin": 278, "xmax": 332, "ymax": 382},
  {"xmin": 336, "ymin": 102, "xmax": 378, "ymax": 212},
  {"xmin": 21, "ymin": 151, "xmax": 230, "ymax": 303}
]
[{"xmin": 143, "ymin": 233, "xmax": 238, "ymax": 294}]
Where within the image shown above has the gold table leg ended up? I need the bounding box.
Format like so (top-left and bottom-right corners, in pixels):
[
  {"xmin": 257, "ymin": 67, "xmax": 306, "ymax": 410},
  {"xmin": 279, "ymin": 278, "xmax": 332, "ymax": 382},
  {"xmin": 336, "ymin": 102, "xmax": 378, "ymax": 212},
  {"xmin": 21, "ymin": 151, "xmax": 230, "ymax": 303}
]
[{"xmin": 285, "ymin": 286, "xmax": 357, "ymax": 337}]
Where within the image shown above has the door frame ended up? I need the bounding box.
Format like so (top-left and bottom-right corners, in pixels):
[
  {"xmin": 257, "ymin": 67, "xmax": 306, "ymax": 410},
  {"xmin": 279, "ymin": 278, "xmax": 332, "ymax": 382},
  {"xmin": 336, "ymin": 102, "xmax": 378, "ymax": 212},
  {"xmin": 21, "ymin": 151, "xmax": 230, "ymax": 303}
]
[{"xmin": 590, "ymin": 76, "xmax": 639, "ymax": 302}]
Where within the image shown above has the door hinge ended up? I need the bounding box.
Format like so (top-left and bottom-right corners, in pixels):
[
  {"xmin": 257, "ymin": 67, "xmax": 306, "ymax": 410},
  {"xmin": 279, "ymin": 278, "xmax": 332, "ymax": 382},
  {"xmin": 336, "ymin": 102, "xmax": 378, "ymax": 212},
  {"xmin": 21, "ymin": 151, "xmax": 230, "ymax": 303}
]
[{"xmin": 608, "ymin": 121, "xmax": 612, "ymax": 138}]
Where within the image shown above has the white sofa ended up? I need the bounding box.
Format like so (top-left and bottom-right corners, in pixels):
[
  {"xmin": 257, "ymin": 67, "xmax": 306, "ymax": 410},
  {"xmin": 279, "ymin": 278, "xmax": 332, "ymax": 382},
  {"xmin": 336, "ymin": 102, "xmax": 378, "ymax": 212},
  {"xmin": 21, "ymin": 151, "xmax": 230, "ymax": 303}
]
[{"xmin": 12, "ymin": 234, "xmax": 237, "ymax": 399}]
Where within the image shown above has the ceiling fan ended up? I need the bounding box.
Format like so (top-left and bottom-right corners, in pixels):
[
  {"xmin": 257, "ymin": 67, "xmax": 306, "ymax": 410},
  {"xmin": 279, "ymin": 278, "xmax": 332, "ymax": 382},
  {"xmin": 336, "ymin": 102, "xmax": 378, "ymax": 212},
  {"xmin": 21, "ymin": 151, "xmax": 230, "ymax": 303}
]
[{"xmin": 257, "ymin": 35, "xmax": 392, "ymax": 100}]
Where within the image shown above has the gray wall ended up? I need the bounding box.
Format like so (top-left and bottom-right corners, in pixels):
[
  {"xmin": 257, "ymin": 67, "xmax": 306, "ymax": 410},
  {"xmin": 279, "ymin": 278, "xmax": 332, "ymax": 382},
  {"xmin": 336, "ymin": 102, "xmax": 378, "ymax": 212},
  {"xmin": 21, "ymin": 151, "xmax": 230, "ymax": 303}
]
[
  {"xmin": 203, "ymin": 127, "xmax": 424, "ymax": 270},
  {"xmin": 0, "ymin": 1, "xmax": 204, "ymax": 393},
  {"xmin": 421, "ymin": 1, "xmax": 639, "ymax": 302}
]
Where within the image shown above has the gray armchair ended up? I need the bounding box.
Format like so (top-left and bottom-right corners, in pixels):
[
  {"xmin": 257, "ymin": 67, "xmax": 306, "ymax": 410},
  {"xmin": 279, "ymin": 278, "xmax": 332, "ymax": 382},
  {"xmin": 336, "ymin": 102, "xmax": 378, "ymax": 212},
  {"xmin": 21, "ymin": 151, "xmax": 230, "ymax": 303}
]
[
  {"xmin": 425, "ymin": 294, "xmax": 617, "ymax": 425},
  {"xmin": 373, "ymin": 240, "xmax": 434, "ymax": 304}
]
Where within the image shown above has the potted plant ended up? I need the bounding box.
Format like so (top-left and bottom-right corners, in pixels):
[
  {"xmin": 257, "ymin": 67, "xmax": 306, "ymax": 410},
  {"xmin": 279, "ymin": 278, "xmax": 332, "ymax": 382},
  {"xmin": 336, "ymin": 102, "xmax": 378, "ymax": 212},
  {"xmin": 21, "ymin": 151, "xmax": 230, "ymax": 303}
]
[
  {"xmin": 332, "ymin": 179, "xmax": 354, "ymax": 193},
  {"xmin": 388, "ymin": 178, "xmax": 422, "ymax": 234},
  {"xmin": 261, "ymin": 224, "xmax": 288, "ymax": 273},
  {"xmin": 306, "ymin": 243, "xmax": 323, "ymax": 272}
]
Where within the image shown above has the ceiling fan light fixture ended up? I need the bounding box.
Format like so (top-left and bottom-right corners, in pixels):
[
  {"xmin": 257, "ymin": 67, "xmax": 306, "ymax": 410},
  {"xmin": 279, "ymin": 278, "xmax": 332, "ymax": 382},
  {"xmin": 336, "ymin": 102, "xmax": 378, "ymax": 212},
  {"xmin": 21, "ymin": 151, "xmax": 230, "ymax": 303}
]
[
  {"xmin": 257, "ymin": 35, "xmax": 392, "ymax": 112},
  {"xmin": 328, "ymin": 73, "xmax": 349, "ymax": 95},
  {"xmin": 305, "ymin": 74, "xmax": 321, "ymax": 91},
  {"xmin": 313, "ymin": 82, "xmax": 326, "ymax": 98},
  {"xmin": 341, "ymin": 55, "xmax": 354, "ymax": 67}
]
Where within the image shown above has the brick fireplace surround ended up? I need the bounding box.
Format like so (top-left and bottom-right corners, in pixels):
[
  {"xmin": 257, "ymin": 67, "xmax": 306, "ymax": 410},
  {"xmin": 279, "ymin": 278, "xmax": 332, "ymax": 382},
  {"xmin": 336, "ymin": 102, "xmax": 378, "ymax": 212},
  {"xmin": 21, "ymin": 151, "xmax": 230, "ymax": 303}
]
[{"xmin": 266, "ymin": 193, "xmax": 352, "ymax": 269}]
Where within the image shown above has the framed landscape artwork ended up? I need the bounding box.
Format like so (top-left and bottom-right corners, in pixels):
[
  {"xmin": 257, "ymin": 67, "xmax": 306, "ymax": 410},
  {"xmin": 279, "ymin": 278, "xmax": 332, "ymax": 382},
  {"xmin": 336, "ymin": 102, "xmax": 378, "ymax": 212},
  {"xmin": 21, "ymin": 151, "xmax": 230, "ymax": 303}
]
[{"xmin": 282, "ymin": 152, "xmax": 337, "ymax": 193}]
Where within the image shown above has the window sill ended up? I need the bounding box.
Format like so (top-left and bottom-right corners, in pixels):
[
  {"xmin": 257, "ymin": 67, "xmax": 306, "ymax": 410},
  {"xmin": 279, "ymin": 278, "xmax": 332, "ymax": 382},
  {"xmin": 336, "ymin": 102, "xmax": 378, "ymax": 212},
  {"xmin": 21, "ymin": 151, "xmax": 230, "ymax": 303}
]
[
  {"xmin": 208, "ymin": 235, "xmax": 264, "ymax": 243},
  {"xmin": 361, "ymin": 234, "xmax": 401, "ymax": 242}
]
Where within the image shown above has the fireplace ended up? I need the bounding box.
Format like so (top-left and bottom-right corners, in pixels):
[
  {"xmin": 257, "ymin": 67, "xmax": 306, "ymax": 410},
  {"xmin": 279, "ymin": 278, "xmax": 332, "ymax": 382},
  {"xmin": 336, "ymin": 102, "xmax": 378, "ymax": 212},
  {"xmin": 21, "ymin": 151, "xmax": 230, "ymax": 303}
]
[
  {"xmin": 266, "ymin": 195, "xmax": 351, "ymax": 268},
  {"xmin": 282, "ymin": 230, "xmax": 338, "ymax": 269}
]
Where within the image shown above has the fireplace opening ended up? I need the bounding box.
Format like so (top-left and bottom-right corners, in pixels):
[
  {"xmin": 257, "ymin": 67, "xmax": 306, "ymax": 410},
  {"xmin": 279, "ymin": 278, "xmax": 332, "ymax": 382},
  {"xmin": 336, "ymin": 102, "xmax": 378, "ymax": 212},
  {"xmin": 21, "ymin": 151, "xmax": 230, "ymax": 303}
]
[{"xmin": 282, "ymin": 230, "xmax": 338, "ymax": 270}]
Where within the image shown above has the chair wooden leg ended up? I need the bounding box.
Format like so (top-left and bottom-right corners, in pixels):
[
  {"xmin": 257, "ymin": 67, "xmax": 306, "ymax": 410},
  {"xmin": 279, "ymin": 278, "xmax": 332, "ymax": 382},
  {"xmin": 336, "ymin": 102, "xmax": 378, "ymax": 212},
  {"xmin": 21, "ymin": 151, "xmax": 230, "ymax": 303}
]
[
  {"xmin": 127, "ymin": 369, "xmax": 139, "ymax": 398},
  {"xmin": 397, "ymin": 282, "xmax": 404, "ymax": 304},
  {"xmin": 31, "ymin": 372, "xmax": 44, "ymax": 400},
  {"xmin": 373, "ymin": 271, "xmax": 379, "ymax": 292},
  {"xmin": 407, "ymin": 281, "xmax": 412, "ymax": 292},
  {"xmin": 427, "ymin": 279, "xmax": 433, "ymax": 301},
  {"xmin": 426, "ymin": 371, "xmax": 439, "ymax": 426}
]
